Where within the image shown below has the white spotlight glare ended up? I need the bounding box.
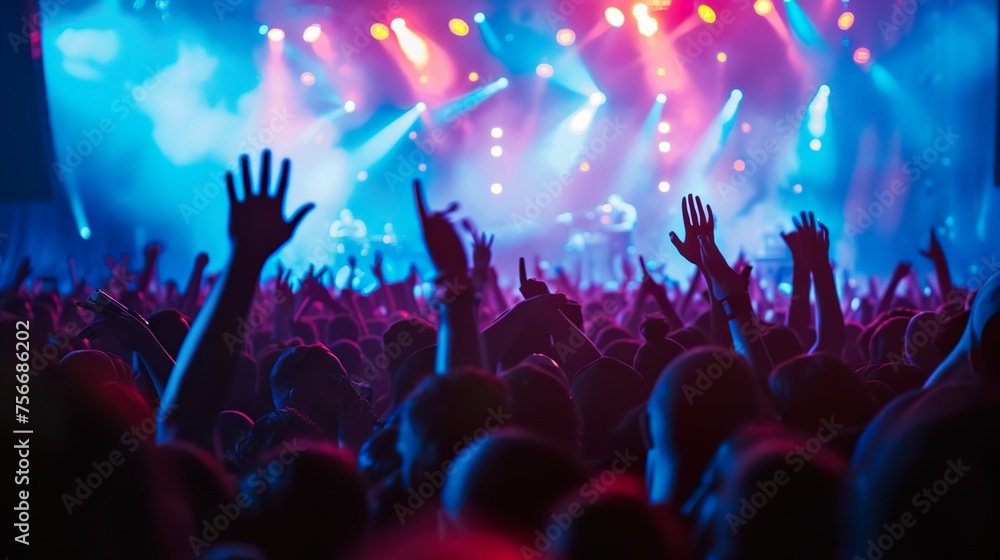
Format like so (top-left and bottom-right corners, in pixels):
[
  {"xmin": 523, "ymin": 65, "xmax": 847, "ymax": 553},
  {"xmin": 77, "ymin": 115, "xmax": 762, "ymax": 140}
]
[
  {"xmin": 589, "ymin": 92, "xmax": 607, "ymax": 105},
  {"xmin": 344, "ymin": 100, "xmax": 356, "ymax": 112}
]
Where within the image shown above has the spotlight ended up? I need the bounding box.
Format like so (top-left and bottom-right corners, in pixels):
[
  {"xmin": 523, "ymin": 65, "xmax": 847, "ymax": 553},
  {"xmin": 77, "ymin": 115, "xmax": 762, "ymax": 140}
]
[
  {"xmin": 344, "ymin": 100, "xmax": 356, "ymax": 112},
  {"xmin": 490, "ymin": 182, "xmax": 503, "ymax": 194},
  {"xmin": 370, "ymin": 23, "xmax": 389, "ymax": 40},
  {"xmin": 731, "ymin": 89, "xmax": 743, "ymax": 101},
  {"xmin": 658, "ymin": 121, "xmax": 670, "ymax": 133},
  {"xmin": 357, "ymin": 171, "xmax": 368, "ymax": 181},
  {"xmin": 468, "ymin": 71, "xmax": 479, "ymax": 81},
  {"xmin": 491, "ymin": 127, "xmax": 503, "ymax": 138},
  {"xmin": 658, "ymin": 181, "xmax": 670, "ymax": 192},
  {"xmin": 605, "ymin": 7, "xmax": 625, "ymax": 27},
  {"xmin": 741, "ymin": 122, "xmax": 751, "ymax": 132},
  {"xmin": 793, "ymin": 183, "xmax": 803, "ymax": 193},
  {"xmin": 80, "ymin": 226, "xmax": 92, "ymax": 239},
  {"xmin": 580, "ymin": 162, "xmax": 590, "ymax": 171},
  {"xmin": 535, "ymin": 63, "xmax": 554, "ymax": 78},
  {"xmin": 633, "ymin": 4, "xmax": 658, "ymax": 36},
  {"xmin": 390, "ymin": 18, "xmax": 405, "ymax": 31},
  {"xmin": 490, "ymin": 146, "xmax": 503, "ymax": 157},
  {"xmin": 303, "ymin": 24, "xmax": 321, "ymax": 43},
  {"xmin": 267, "ymin": 28, "xmax": 285, "ymax": 41},
  {"xmin": 449, "ymin": 18, "xmax": 470, "ymax": 36},
  {"xmin": 556, "ymin": 28, "xmax": 576, "ymax": 45},
  {"xmin": 258, "ymin": 24, "xmax": 268, "ymax": 35},
  {"xmin": 697, "ymin": 5, "xmax": 716, "ymax": 24},
  {"xmin": 837, "ymin": 12, "xmax": 854, "ymax": 30},
  {"xmin": 497, "ymin": 77, "xmax": 509, "ymax": 88},
  {"xmin": 717, "ymin": 52, "xmax": 727, "ymax": 62},
  {"xmin": 656, "ymin": 93, "xmax": 667, "ymax": 103},
  {"xmin": 416, "ymin": 102, "xmax": 427, "ymax": 112},
  {"xmin": 753, "ymin": 0, "xmax": 773, "ymax": 16},
  {"xmin": 300, "ymin": 72, "xmax": 315, "ymax": 86},
  {"xmin": 809, "ymin": 138, "xmax": 821, "ymax": 150},
  {"xmin": 418, "ymin": 163, "xmax": 427, "ymax": 172},
  {"xmin": 473, "ymin": 12, "xmax": 485, "ymax": 23},
  {"xmin": 853, "ymin": 47, "xmax": 870, "ymax": 64},
  {"xmin": 658, "ymin": 141, "xmax": 671, "ymax": 153},
  {"xmin": 589, "ymin": 92, "xmax": 606, "ymax": 105},
  {"xmin": 656, "ymin": 67, "xmax": 666, "ymax": 76},
  {"xmin": 734, "ymin": 159, "xmax": 746, "ymax": 171}
]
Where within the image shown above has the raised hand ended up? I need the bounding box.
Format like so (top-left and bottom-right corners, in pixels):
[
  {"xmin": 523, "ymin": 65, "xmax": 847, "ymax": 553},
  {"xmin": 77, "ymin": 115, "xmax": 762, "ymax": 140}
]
[
  {"xmin": 371, "ymin": 251, "xmax": 386, "ymax": 284},
  {"xmin": 639, "ymin": 255, "xmax": 665, "ymax": 298},
  {"xmin": 274, "ymin": 262, "xmax": 294, "ymax": 302},
  {"xmin": 699, "ymin": 235, "xmax": 749, "ymax": 301},
  {"xmin": 918, "ymin": 228, "xmax": 945, "ymax": 262},
  {"xmin": 414, "ymin": 179, "xmax": 467, "ymax": 279},
  {"xmin": 13, "ymin": 257, "xmax": 32, "ymax": 289},
  {"xmin": 669, "ymin": 194, "xmax": 715, "ymax": 269},
  {"xmin": 226, "ymin": 150, "xmax": 314, "ymax": 264},
  {"xmin": 519, "ymin": 256, "xmax": 550, "ymax": 299},
  {"xmin": 792, "ymin": 211, "xmax": 831, "ymax": 269}
]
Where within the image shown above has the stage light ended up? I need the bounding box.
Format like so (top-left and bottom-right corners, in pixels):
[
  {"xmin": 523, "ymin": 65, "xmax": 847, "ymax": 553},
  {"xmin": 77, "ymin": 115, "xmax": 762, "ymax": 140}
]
[
  {"xmin": 656, "ymin": 93, "xmax": 667, "ymax": 103},
  {"xmin": 837, "ymin": 12, "xmax": 854, "ymax": 30},
  {"xmin": 717, "ymin": 52, "xmax": 727, "ymax": 62},
  {"xmin": 741, "ymin": 122, "xmax": 751, "ymax": 132},
  {"xmin": 535, "ymin": 63, "xmax": 554, "ymax": 77},
  {"xmin": 258, "ymin": 25, "xmax": 268, "ymax": 35},
  {"xmin": 80, "ymin": 226, "xmax": 91, "ymax": 239},
  {"xmin": 589, "ymin": 92, "xmax": 607, "ymax": 105},
  {"xmin": 416, "ymin": 102, "xmax": 427, "ymax": 112},
  {"xmin": 418, "ymin": 163, "xmax": 427, "ymax": 171},
  {"xmin": 357, "ymin": 171, "xmax": 368, "ymax": 181},
  {"xmin": 658, "ymin": 181, "xmax": 670, "ymax": 192},
  {"xmin": 267, "ymin": 28, "xmax": 285, "ymax": 41},
  {"xmin": 697, "ymin": 5, "xmax": 716, "ymax": 24},
  {"xmin": 809, "ymin": 138, "xmax": 822, "ymax": 150},
  {"xmin": 449, "ymin": 18, "xmax": 470, "ymax": 36},
  {"xmin": 391, "ymin": 19, "xmax": 430, "ymax": 68},
  {"xmin": 734, "ymin": 159, "xmax": 746, "ymax": 171},
  {"xmin": 656, "ymin": 67, "xmax": 665, "ymax": 76},
  {"xmin": 658, "ymin": 141, "xmax": 671, "ymax": 152},
  {"xmin": 473, "ymin": 12, "xmax": 485, "ymax": 23},
  {"xmin": 491, "ymin": 146, "xmax": 503, "ymax": 157},
  {"xmin": 580, "ymin": 162, "xmax": 590, "ymax": 171},
  {"xmin": 408, "ymin": 131, "xmax": 417, "ymax": 140},
  {"xmin": 303, "ymin": 24, "xmax": 321, "ymax": 43},
  {"xmin": 556, "ymin": 28, "xmax": 576, "ymax": 45},
  {"xmin": 491, "ymin": 127, "xmax": 503, "ymax": 138},
  {"xmin": 731, "ymin": 89, "xmax": 743, "ymax": 100},
  {"xmin": 720, "ymin": 89, "xmax": 743, "ymax": 122},
  {"xmin": 753, "ymin": 0, "xmax": 773, "ymax": 16},
  {"xmin": 419, "ymin": 75, "xmax": 428, "ymax": 83},
  {"xmin": 605, "ymin": 7, "xmax": 625, "ymax": 27},
  {"xmin": 497, "ymin": 77, "xmax": 509, "ymax": 88},
  {"xmin": 569, "ymin": 107, "xmax": 595, "ymax": 132},
  {"xmin": 853, "ymin": 47, "xmax": 870, "ymax": 64},
  {"xmin": 633, "ymin": 3, "xmax": 658, "ymax": 36},
  {"xmin": 300, "ymin": 72, "xmax": 315, "ymax": 85},
  {"xmin": 468, "ymin": 71, "xmax": 479, "ymax": 82},
  {"xmin": 344, "ymin": 100, "xmax": 356, "ymax": 112},
  {"xmin": 793, "ymin": 183, "xmax": 803, "ymax": 193},
  {"xmin": 658, "ymin": 121, "xmax": 670, "ymax": 133},
  {"xmin": 370, "ymin": 23, "xmax": 389, "ymax": 40},
  {"xmin": 490, "ymin": 182, "xmax": 503, "ymax": 194}
]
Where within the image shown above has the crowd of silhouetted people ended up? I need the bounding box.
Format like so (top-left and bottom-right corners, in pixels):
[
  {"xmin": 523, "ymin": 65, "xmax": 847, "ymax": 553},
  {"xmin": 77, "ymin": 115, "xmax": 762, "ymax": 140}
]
[{"xmin": 4, "ymin": 150, "xmax": 999, "ymax": 560}]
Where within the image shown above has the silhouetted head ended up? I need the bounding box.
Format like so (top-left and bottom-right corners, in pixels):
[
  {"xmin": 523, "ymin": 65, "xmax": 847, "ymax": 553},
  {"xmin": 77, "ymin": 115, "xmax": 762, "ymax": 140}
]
[
  {"xmin": 441, "ymin": 432, "xmax": 588, "ymax": 538},
  {"xmin": 327, "ymin": 314, "xmax": 361, "ymax": 344},
  {"xmin": 270, "ymin": 344, "xmax": 346, "ymax": 409},
  {"xmin": 382, "ymin": 317, "xmax": 437, "ymax": 382},
  {"xmin": 762, "ymin": 324, "xmax": 805, "ymax": 366},
  {"xmin": 634, "ymin": 318, "xmax": 686, "ymax": 389},
  {"xmin": 869, "ymin": 317, "xmax": 910, "ymax": 366},
  {"xmin": 667, "ymin": 326, "xmax": 708, "ymax": 350},
  {"xmin": 603, "ymin": 338, "xmax": 641, "ymax": 366},
  {"xmin": 571, "ymin": 357, "xmax": 648, "ymax": 461},
  {"xmin": 646, "ymin": 348, "xmax": 768, "ymax": 505},
  {"xmin": 147, "ymin": 308, "xmax": 190, "ymax": 359},
  {"xmin": 905, "ymin": 312, "xmax": 946, "ymax": 373},
  {"xmin": 769, "ymin": 353, "xmax": 875, "ymax": 432},
  {"xmin": 397, "ymin": 369, "xmax": 508, "ymax": 488},
  {"xmin": 238, "ymin": 443, "xmax": 368, "ymax": 560},
  {"xmin": 501, "ymin": 364, "xmax": 579, "ymax": 453},
  {"xmin": 552, "ymin": 493, "xmax": 684, "ymax": 560}
]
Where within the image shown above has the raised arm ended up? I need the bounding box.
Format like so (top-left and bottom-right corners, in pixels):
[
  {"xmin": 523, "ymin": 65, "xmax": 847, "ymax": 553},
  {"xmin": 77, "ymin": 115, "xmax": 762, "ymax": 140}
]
[
  {"xmin": 414, "ymin": 180, "xmax": 484, "ymax": 373},
  {"xmin": 699, "ymin": 235, "xmax": 773, "ymax": 377},
  {"xmin": 179, "ymin": 252, "xmax": 209, "ymax": 318},
  {"xmin": 918, "ymin": 228, "xmax": 954, "ymax": 302},
  {"xmin": 159, "ymin": 151, "xmax": 314, "ymax": 449},
  {"xmin": 780, "ymin": 226, "xmax": 811, "ymax": 346},
  {"xmin": 877, "ymin": 262, "xmax": 911, "ymax": 315},
  {"xmin": 796, "ymin": 212, "xmax": 845, "ymax": 356}
]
